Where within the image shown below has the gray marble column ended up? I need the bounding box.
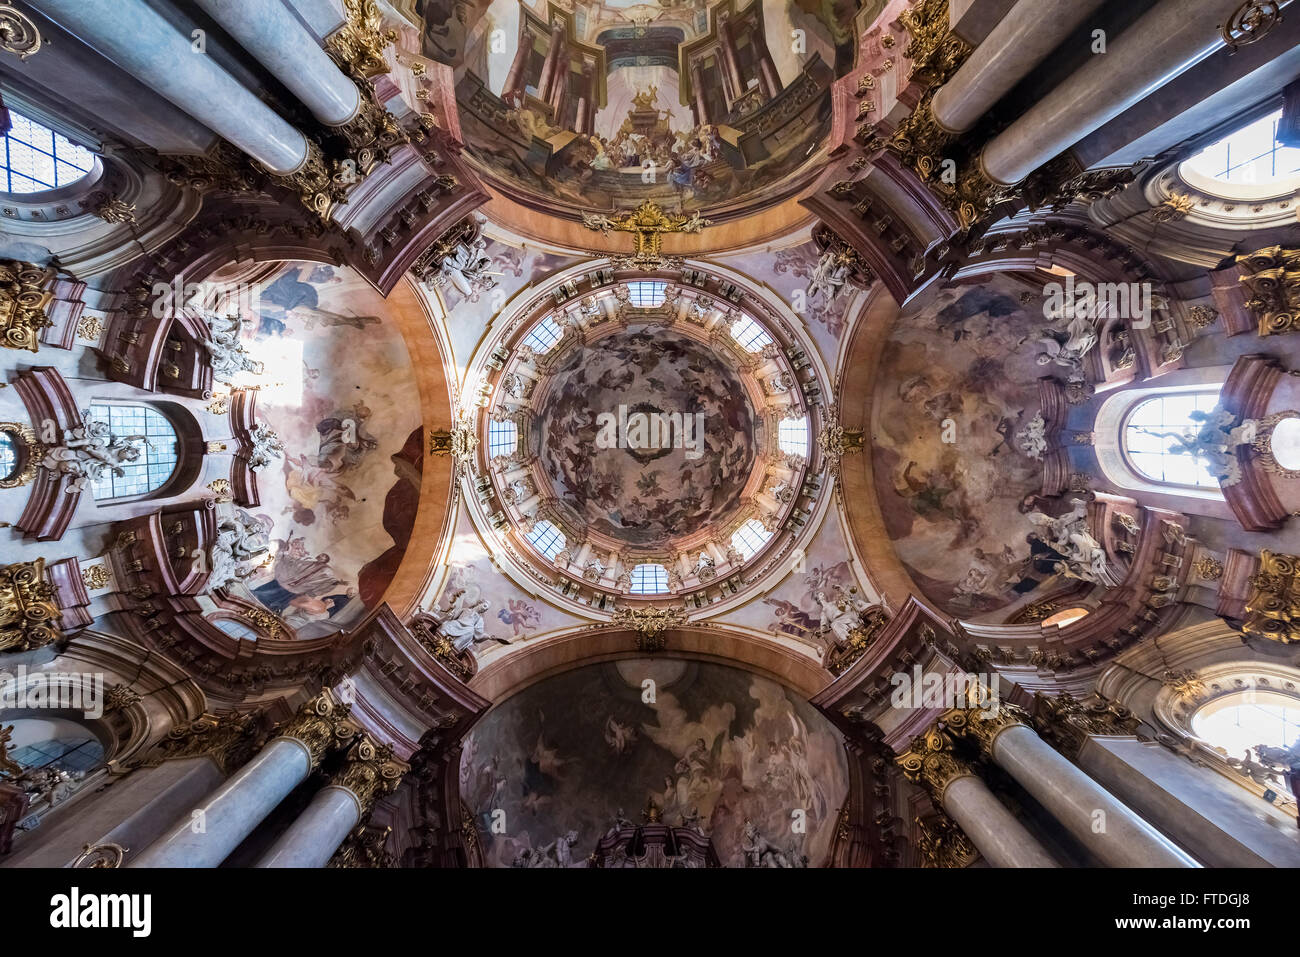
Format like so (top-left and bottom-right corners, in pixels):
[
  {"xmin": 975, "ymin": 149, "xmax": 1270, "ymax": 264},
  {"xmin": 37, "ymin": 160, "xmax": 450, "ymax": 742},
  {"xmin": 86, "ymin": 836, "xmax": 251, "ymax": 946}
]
[
  {"xmin": 898, "ymin": 728, "xmax": 1059, "ymax": 867},
  {"xmin": 254, "ymin": 784, "xmax": 361, "ymax": 868},
  {"xmin": 25, "ymin": 0, "xmax": 308, "ymax": 173},
  {"xmin": 192, "ymin": 0, "xmax": 361, "ymax": 126},
  {"xmin": 127, "ymin": 737, "xmax": 313, "ymax": 868},
  {"xmin": 930, "ymin": 0, "xmax": 1109, "ymax": 134},
  {"xmin": 988, "ymin": 723, "xmax": 1199, "ymax": 867},
  {"xmin": 978, "ymin": 0, "xmax": 1246, "ymax": 184},
  {"xmin": 254, "ymin": 734, "xmax": 405, "ymax": 868}
]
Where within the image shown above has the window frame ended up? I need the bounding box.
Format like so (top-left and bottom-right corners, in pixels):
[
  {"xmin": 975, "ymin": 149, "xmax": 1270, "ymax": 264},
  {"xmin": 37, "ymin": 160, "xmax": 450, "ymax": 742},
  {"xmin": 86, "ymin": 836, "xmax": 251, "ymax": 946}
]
[{"xmin": 85, "ymin": 401, "xmax": 183, "ymax": 504}]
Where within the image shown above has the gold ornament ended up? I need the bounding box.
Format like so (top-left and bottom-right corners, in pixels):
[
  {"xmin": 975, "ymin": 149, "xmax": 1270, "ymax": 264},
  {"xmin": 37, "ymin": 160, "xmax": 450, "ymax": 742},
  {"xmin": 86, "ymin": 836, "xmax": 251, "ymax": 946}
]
[
  {"xmin": 1034, "ymin": 691, "xmax": 1140, "ymax": 760},
  {"xmin": 274, "ymin": 690, "xmax": 356, "ymax": 769},
  {"xmin": 0, "ymin": 422, "xmax": 40, "ymax": 487},
  {"xmin": 895, "ymin": 724, "xmax": 973, "ymax": 798},
  {"xmin": 581, "ymin": 201, "xmax": 712, "ymax": 270},
  {"xmin": 916, "ymin": 812, "xmax": 978, "ymax": 868},
  {"xmin": 1243, "ymin": 550, "xmax": 1300, "ymax": 644},
  {"xmin": 0, "ymin": 4, "xmax": 43, "ymax": 60},
  {"xmin": 610, "ymin": 605, "xmax": 688, "ymax": 653},
  {"xmin": 80, "ymin": 564, "xmax": 110, "ymax": 590},
  {"xmin": 0, "ymin": 559, "xmax": 61, "ymax": 653},
  {"xmin": 327, "ymin": 0, "xmax": 398, "ymax": 79},
  {"xmin": 141, "ymin": 710, "xmax": 265, "ymax": 775},
  {"xmin": 1237, "ymin": 245, "xmax": 1299, "ymax": 336},
  {"xmin": 333, "ymin": 734, "xmax": 407, "ymax": 814},
  {"xmin": 0, "ymin": 259, "xmax": 55, "ymax": 352}
]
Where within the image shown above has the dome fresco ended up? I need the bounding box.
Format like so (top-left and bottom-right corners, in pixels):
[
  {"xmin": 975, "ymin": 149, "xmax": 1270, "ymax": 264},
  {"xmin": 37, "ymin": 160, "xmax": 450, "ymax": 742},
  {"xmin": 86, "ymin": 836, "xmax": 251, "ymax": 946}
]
[{"xmin": 532, "ymin": 326, "xmax": 759, "ymax": 547}]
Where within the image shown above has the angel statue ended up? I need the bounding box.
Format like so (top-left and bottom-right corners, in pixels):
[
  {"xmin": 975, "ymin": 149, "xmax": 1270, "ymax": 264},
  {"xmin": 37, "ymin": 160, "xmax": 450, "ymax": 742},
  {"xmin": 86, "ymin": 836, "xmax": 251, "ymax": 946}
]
[
  {"xmin": 202, "ymin": 312, "xmax": 264, "ymax": 381},
  {"xmin": 814, "ymin": 590, "xmax": 864, "ymax": 647},
  {"xmin": 247, "ymin": 423, "xmax": 285, "ymax": 472},
  {"xmin": 41, "ymin": 416, "xmax": 149, "ymax": 492},
  {"xmin": 1025, "ymin": 498, "xmax": 1108, "ymax": 584},
  {"xmin": 208, "ymin": 513, "xmax": 270, "ymax": 592},
  {"xmin": 807, "ymin": 247, "xmax": 853, "ymax": 303},
  {"xmin": 433, "ymin": 590, "xmax": 510, "ymax": 653},
  {"xmin": 1037, "ymin": 313, "xmax": 1099, "ymax": 372}
]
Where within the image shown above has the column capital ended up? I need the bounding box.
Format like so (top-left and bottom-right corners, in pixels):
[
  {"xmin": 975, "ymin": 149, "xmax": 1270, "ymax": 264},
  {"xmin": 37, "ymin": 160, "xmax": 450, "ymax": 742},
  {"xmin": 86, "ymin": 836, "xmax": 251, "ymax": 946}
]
[
  {"xmin": 1034, "ymin": 691, "xmax": 1140, "ymax": 761},
  {"xmin": 894, "ymin": 725, "xmax": 975, "ymax": 801},
  {"xmin": 140, "ymin": 709, "xmax": 267, "ymax": 775},
  {"xmin": 332, "ymin": 734, "xmax": 408, "ymax": 817},
  {"xmin": 274, "ymin": 689, "xmax": 355, "ymax": 770},
  {"xmin": 942, "ymin": 700, "xmax": 1032, "ymax": 757}
]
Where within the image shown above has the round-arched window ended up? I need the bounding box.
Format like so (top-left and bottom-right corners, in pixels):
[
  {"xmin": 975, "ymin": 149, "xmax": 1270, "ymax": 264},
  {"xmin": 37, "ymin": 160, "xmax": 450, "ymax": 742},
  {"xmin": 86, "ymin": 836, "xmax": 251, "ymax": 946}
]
[
  {"xmin": 1, "ymin": 110, "xmax": 96, "ymax": 195},
  {"xmin": 0, "ymin": 430, "xmax": 18, "ymax": 482},
  {"xmin": 5, "ymin": 716, "xmax": 104, "ymax": 774},
  {"xmin": 1193, "ymin": 691, "xmax": 1300, "ymax": 757},
  {"xmin": 87, "ymin": 403, "xmax": 180, "ymax": 500},
  {"xmin": 1122, "ymin": 390, "xmax": 1223, "ymax": 490}
]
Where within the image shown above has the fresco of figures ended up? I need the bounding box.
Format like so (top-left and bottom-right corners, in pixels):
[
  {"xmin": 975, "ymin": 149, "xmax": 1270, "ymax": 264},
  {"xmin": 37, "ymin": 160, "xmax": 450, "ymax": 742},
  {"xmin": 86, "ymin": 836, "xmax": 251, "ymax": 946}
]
[
  {"xmin": 871, "ymin": 275, "xmax": 1069, "ymax": 618},
  {"xmin": 461, "ymin": 659, "xmax": 848, "ymax": 867},
  {"xmin": 210, "ymin": 262, "xmax": 423, "ymax": 636},
  {"xmin": 533, "ymin": 326, "xmax": 758, "ymax": 546},
  {"xmin": 412, "ymin": 0, "xmax": 863, "ymax": 215}
]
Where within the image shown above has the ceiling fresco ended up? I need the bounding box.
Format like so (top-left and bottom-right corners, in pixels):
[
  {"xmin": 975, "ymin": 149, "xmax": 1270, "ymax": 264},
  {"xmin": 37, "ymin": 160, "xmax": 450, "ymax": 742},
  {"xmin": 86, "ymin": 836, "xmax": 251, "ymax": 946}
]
[
  {"xmin": 461, "ymin": 658, "xmax": 848, "ymax": 866},
  {"xmin": 532, "ymin": 325, "xmax": 759, "ymax": 548},
  {"xmin": 413, "ymin": 0, "xmax": 862, "ymax": 217}
]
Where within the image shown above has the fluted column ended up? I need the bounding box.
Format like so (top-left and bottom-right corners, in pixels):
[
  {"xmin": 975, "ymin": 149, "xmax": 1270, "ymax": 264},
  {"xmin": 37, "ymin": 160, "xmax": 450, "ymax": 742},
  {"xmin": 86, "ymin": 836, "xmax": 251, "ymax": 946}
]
[
  {"xmin": 978, "ymin": 0, "xmax": 1248, "ymax": 184},
  {"xmin": 255, "ymin": 734, "xmax": 406, "ymax": 868},
  {"xmin": 945, "ymin": 703, "xmax": 1199, "ymax": 867},
  {"xmin": 896, "ymin": 726, "xmax": 1058, "ymax": 867},
  {"xmin": 128, "ymin": 692, "xmax": 353, "ymax": 868},
  {"xmin": 25, "ymin": 0, "xmax": 309, "ymax": 174},
  {"xmin": 929, "ymin": 0, "xmax": 1109, "ymax": 135},
  {"xmin": 192, "ymin": 0, "xmax": 361, "ymax": 126}
]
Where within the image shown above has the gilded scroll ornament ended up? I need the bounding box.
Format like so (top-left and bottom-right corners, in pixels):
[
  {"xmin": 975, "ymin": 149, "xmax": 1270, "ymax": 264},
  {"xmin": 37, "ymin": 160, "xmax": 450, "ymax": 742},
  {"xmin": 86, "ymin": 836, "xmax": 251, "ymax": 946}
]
[
  {"xmin": 1242, "ymin": 550, "xmax": 1300, "ymax": 644},
  {"xmin": 0, "ymin": 259, "xmax": 55, "ymax": 352},
  {"xmin": 1237, "ymin": 245, "xmax": 1299, "ymax": 336},
  {"xmin": 0, "ymin": 4, "xmax": 42, "ymax": 60},
  {"xmin": 0, "ymin": 422, "xmax": 40, "ymax": 488},
  {"xmin": 611, "ymin": 605, "xmax": 687, "ymax": 653},
  {"xmin": 0, "ymin": 559, "xmax": 61, "ymax": 653},
  {"xmin": 1033, "ymin": 691, "xmax": 1141, "ymax": 759},
  {"xmin": 141, "ymin": 710, "xmax": 265, "ymax": 775},
  {"xmin": 916, "ymin": 812, "xmax": 978, "ymax": 868},
  {"xmin": 581, "ymin": 200, "xmax": 712, "ymax": 270},
  {"xmin": 942, "ymin": 700, "xmax": 1032, "ymax": 757},
  {"xmin": 334, "ymin": 735, "xmax": 407, "ymax": 814},
  {"xmin": 274, "ymin": 690, "xmax": 356, "ymax": 769},
  {"xmin": 327, "ymin": 0, "xmax": 398, "ymax": 79},
  {"xmin": 79, "ymin": 564, "xmax": 110, "ymax": 591},
  {"xmin": 894, "ymin": 724, "xmax": 972, "ymax": 798}
]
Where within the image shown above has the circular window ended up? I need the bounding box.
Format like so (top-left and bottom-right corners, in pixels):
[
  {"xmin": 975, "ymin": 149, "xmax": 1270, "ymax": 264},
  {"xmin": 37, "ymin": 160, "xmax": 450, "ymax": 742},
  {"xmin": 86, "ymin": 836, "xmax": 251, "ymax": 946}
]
[
  {"xmin": 0, "ymin": 430, "xmax": 18, "ymax": 482},
  {"xmin": 1, "ymin": 110, "xmax": 96, "ymax": 195},
  {"xmin": 1193, "ymin": 691, "xmax": 1300, "ymax": 757},
  {"xmin": 1179, "ymin": 109, "xmax": 1300, "ymax": 201},
  {"xmin": 1270, "ymin": 416, "xmax": 1300, "ymax": 471}
]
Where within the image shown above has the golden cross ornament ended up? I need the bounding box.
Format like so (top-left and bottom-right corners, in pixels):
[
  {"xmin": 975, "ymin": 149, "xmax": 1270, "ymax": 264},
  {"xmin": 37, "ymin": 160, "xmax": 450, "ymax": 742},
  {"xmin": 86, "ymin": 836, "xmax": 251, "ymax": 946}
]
[{"xmin": 581, "ymin": 200, "xmax": 712, "ymax": 269}]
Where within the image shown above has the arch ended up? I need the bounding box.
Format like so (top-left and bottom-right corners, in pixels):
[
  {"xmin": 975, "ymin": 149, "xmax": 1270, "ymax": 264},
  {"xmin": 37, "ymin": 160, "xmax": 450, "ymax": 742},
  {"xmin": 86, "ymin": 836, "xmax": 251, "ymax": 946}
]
[
  {"xmin": 0, "ymin": 109, "xmax": 96, "ymax": 195},
  {"xmin": 469, "ymin": 623, "xmax": 833, "ymax": 703}
]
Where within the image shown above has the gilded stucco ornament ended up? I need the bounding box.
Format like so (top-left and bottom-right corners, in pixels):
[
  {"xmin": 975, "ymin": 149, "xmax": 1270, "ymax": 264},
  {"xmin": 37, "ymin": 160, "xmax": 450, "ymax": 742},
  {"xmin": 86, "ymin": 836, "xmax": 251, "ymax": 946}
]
[
  {"xmin": 334, "ymin": 735, "xmax": 407, "ymax": 814},
  {"xmin": 0, "ymin": 4, "xmax": 43, "ymax": 60},
  {"xmin": 942, "ymin": 699, "xmax": 1032, "ymax": 757},
  {"xmin": 916, "ymin": 812, "xmax": 978, "ymax": 868},
  {"xmin": 0, "ymin": 260, "xmax": 55, "ymax": 353},
  {"xmin": 1242, "ymin": 550, "xmax": 1300, "ymax": 645},
  {"xmin": 0, "ymin": 422, "xmax": 40, "ymax": 488},
  {"xmin": 274, "ymin": 690, "xmax": 357, "ymax": 769},
  {"xmin": 894, "ymin": 724, "xmax": 973, "ymax": 798},
  {"xmin": 610, "ymin": 605, "xmax": 688, "ymax": 652},
  {"xmin": 581, "ymin": 200, "xmax": 712, "ymax": 270},
  {"xmin": 1237, "ymin": 246, "xmax": 1299, "ymax": 336},
  {"xmin": 1033, "ymin": 691, "xmax": 1141, "ymax": 760},
  {"xmin": 327, "ymin": 0, "xmax": 399, "ymax": 79},
  {"xmin": 140, "ymin": 710, "xmax": 266, "ymax": 775},
  {"xmin": 0, "ymin": 559, "xmax": 62, "ymax": 654}
]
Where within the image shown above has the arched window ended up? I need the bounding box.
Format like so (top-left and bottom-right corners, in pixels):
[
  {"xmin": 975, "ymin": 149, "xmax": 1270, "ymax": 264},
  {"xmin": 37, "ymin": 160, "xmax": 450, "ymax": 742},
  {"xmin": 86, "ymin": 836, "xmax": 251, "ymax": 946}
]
[
  {"xmin": 1183, "ymin": 109, "xmax": 1300, "ymax": 190},
  {"xmin": 522, "ymin": 315, "xmax": 563, "ymax": 353},
  {"xmin": 526, "ymin": 519, "xmax": 566, "ymax": 561},
  {"xmin": 1041, "ymin": 606, "xmax": 1089, "ymax": 628},
  {"xmin": 1194, "ymin": 691, "xmax": 1300, "ymax": 758},
  {"xmin": 1121, "ymin": 390, "xmax": 1223, "ymax": 490},
  {"xmin": 778, "ymin": 415, "xmax": 809, "ymax": 457},
  {"xmin": 730, "ymin": 315, "xmax": 774, "ymax": 351},
  {"xmin": 488, "ymin": 418, "xmax": 518, "ymax": 458},
  {"xmin": 5, "ymin": 717, "xmax": 104, "ymax": 775},
  {"xmin": 629, "ymin": 563, "xmax": 669, "ymax": 594},
  {"xmin": 730, "ymin": 518, "xmax": 772, "ymax": 560},
  {"xmin": 627, "ymin": 280, "xmax": 667, "ymax": 307},
  {"xmin": 87, "ymin": 403, "xmax": 180, "ymax": 500},
  {"xmin": 0, "ymin": 430, "xmax": 17, "ymax": 481},
  {"xmin": 0, "ymin": 110, "xmax": 96, "ymax": 194}
]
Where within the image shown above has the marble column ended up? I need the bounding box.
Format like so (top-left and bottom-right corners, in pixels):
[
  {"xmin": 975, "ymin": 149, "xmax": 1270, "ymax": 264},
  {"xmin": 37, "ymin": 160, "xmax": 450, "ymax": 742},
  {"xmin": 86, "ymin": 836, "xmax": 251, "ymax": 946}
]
[
  {"xmin": 128, "ymin": 692, "xmax": 353, "ymax": 868},
  {"xmin": 930, "ymin": 0, "xmax": 1108, "ymax": 135},
  {"xmin": 537, "ymin": 21, "xmax": 566, "ymax": 104},
  {"xmin": 255, "ymin": 735, "xmax": 405, "ymax": 868},
  {"xmin": 758, "ymin": 50, "xmax": 781, "ymax": 101},
  {"xmin": 897, "ymin": 726, "xmax": 1059, "ymax": 867},
  {"xmin": 25, "ymin": 0, "xmax": 309, "ymax": 174},
  {"xmin": 503, "ymin": 31, "xmax": 533, "ymax": 104},
  {"xmin": 192, "ymin": 0, "xmax": 361, "ymax": 126},
  {"xmin": 716, "ymin": 17, "xmax": 744, "ymax": 104},
  {"xmin": 691, "ymin": 62, "xmax": 710, "ymax": 126},
  {"xmin": 978, "ymin": 0, "xmax": 1247, "ymax": 184},
  {"xmin": 946, "ymin": 706, "xmax": 1198, "ymax": 867}
]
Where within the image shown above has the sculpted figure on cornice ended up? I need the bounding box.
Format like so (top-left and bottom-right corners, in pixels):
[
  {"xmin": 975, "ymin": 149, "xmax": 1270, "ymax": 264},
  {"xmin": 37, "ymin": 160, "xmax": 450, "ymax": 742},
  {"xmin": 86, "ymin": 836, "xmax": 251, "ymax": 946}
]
[
  {"xmin": 202, "ymin": 313, "xmax": 265, "ymax": 381},
  {"xmin": 40, "ymin": 417, "xmax": 145, "ymax": 493},
  {"xmin": 1024, "ymin": 499, "xmax": 1107, "ymax": 584},
  {"xmin": 209, "ymin": 512, "xmax": 272, "ymax": 593}
]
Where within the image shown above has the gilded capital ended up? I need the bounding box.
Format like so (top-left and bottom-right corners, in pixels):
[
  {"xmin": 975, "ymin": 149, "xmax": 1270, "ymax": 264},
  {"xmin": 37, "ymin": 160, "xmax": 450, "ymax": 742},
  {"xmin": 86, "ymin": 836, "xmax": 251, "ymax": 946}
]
[
  {"xmin": 332, "ymin": 734, "xmax": 408, "ymax": 815},
  {"xmin": 0, "ymin": 259, "xmax": 56, "ymax": 353},
  {"xmin": 0, "ymin": 559, "xmax": 62, "ymax": 654},
  {"xmin": 1242, "ymin": 550, "xmax": 1300, "ymax": 644},
  {"xmin": 916, "ymin": 811, "xmax": 978, "ymax": 868},
  {"xmin": 274, "ymin": 690, "xmax": 356, "ymax": 769},
  {"xmin": 1237, "ymin": 246, "xmax": 1299, "ymax": 337},
  {"xmin": 1034, "ymin": 692, "xmax": 1140, "ymax": 760},
  {"xmin": 894, "ymin": 725, "xmax": 975, "ymax": 801},
  {"xmin": 142, "ymin": 710, "xmax": 265, "ymax": 775},
  {"xmin": 942, "ymin": 701, "xmax": 1031, "ymax": 757}
]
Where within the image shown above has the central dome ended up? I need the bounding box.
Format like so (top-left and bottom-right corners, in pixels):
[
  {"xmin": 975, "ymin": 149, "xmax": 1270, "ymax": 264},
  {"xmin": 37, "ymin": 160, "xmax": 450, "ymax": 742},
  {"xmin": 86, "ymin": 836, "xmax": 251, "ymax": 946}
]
[{"xmin": 533, "ymin": 326, "xmax": 759, "ymax": 548}]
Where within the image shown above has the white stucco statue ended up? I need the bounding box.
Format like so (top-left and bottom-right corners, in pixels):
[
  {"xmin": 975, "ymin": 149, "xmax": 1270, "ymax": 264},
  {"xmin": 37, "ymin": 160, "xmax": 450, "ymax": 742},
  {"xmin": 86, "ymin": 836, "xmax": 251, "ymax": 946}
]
[
  {"xmin": 41, "ymin": 417, "xmax": 147, "ymax": 492},
  {"xmin": 435, "ymin": 591, "xmax": 493, "ymax": 652},
  {"xmin": 203, "ymin": 313, "xmax": 264, "ymax": 381},
  {"xmin": 247, "ymin": 422, "xmax": 285, "ymax": 472},
  {"xmin": 208, "ymin": 513, "xmax": 269, "ymax": 592},
  {"xmin": 807, "ymin": 248, "xmax": 852, "ymax": 303},
  {"xmin": 815, "ymin": 590, "xmax": 864, "ymax": 647}
]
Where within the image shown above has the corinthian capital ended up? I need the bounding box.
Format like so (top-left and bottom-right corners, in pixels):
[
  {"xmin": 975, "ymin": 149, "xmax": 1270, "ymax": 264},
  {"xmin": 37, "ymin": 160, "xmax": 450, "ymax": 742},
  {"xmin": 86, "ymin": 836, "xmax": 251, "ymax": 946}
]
[
  {"xmin": 275, "ymin": 689, "xmax": 356, "ymax": 769},
  {"xmin": 894, "ymin": 724, "xmax": 975, "ymax": 801},
  {"xmin": 333, "ymin": 734, "xmax": 408, "ymax": 816},
  {"xmin": 942, "ymin": 699, "xmax": 1031, "ymax": 757}
]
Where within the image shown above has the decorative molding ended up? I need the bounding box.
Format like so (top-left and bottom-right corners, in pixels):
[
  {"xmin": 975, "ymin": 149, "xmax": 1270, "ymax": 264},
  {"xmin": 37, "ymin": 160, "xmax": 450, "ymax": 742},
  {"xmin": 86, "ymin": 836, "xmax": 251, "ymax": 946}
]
[
  {"xmin": 1243, "ymin": 550, "xmax": 1300, "ymax": 644},
  {"xmin": 0, "ymin": 559, "xmax": 62, "ymax": 653}
]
